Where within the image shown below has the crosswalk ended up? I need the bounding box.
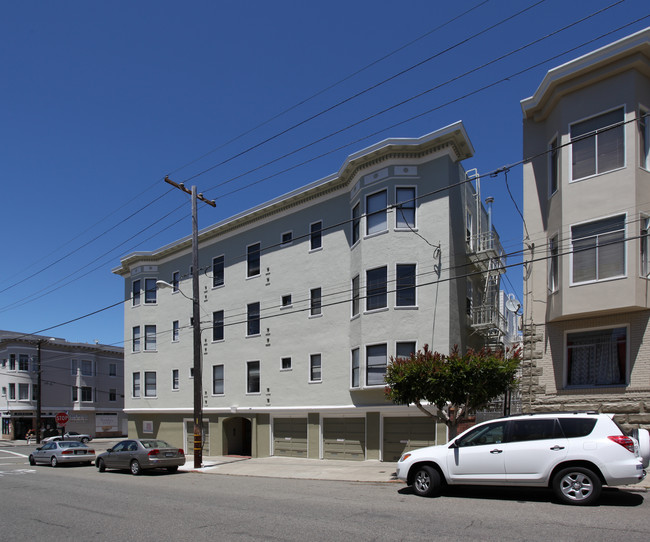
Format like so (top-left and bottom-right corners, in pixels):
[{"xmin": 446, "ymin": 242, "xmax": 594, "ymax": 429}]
[{"xmin": 0, "ymin": 448, "xmax": 34, "ymax": 476}]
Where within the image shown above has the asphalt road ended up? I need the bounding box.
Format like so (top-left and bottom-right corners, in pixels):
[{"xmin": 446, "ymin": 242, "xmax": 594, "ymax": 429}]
[{"xmin": 1, "ymin": 445, "xmax": 648, "ymax": 542}]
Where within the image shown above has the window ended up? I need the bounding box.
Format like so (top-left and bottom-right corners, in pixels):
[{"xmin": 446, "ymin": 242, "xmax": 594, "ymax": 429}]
[
  {"xmin": 351, "ymin": 275, "xmax": 360, "ymax": 317},
  {"xmin": 281, "ymin": 357, "xmax": 292, "ymax": 370},
  {"xmin": 281, "ymin": 294, "xmax": 292, "ymax": 308},
  {"xmin": 1, "ymin": 386, "xmax": 5, "ymax": 397},
  {"xmin": 640, "ymin": 107, "xmax": 649, "ymax": 170},
  {"xmin": 309, "ymin": 354, "xmax": 322, "ymax": 382},
  {"xmin": 281, "ymin": 231, "xmax": 293, "ymax": 245},
  {"xmin": 247, "ymin": 243, "xmax": 261, "ymax": 278},
  {"xmin": 132, "ymin": 326, "xmax": 141, "ymax": 353},
  {"xmin": 81, "ymin": 386, "xmax": 93, "ymax": 402},
  {"xmin": 247, "ymin": 302, "xmax": 260, "ymax": 336},
  {"xmin": 351, "ymin": 348, "xmax": 360, "ymax": 388},
  {"xmin": 144, "ymin": 325, "xmax": 157, "ymax": 351},
  {"xmin": 8, "ymin": 383, "xmax": 15, "ymax": 400},
  {"xmin": 549, "ymin": 136, "xmax": 559, "ymax": 196},
  {"xmin": 352, "ymin": 202, "xmax": 361, "ymax": 244},
  {"xmin": 213, "ymin": 365, "xmax": 224, "ymax": 395},
  {"xmin": 109, "ymin": 363, "xmax": 117, "ymax": 377},
  {"xmin": 109, "ymin": 389, "xmax": 117, "ymax": 402},
  {"xmin": 571, "ymin": 215, "xmax": 625, "ymax": 284},
  {"xmin": 558, "ymin": 418, "xmax": 597, "ymax": 438},
  {"xmin": 366, "ymin": 344, "xmax": 387, "ymax": 386},
  {"xmin": 396, "ymin": 264, "xmax": 416, "ymax": 306},
  {"xmin": 571, "ymin": 108, "xmax": 624, "ymax": 180},
  {"xmin": 81, "ymin": 360, "xmax": 93, "ymax": 377},
  {"xmin": 366, "ymin": 190, "xmax": 387, "ymax": 235},
  {"xmin": 247, "ymin": 361, "xmax": 260, "ymax": 393},
  {"xmin": 132, "ymin": 279, "xmax": 141, "ymax": 306},
  {"xmin": 466, "ymin": 210, "xmax": 473, "ymax": 249},
  {"xmin": 172, "ymin": 271, "xmax": 180, "ymax": 292},
  {"xmin": 508, "ymin": 419, "xmax": 561, "ymax": 442},
  {"xmin": 456, "ymin": 421, "xmax": 506, "ymax": 447},
  {"xmin": 172, "ymin": 320, "xmax": 180, "ymax": 342},
  {"xmin": 642, "ymin": 217, "xmax": 650, "ymax": 278},
  {"xmin": 396, "ymin": 341, "xmax": 416, "ymax": 360},
  {"xmin": 132, "ymin": 373, "xmax": 140, "ymax": 398},
  {"xmin": 145, "ymin": 278, "xmax": 157, "ymax": 304},
  {"xmin": 72, "ymin": 386, "xmax": 78, "ymax": 402},
  {"xmin": 18, "ymin": 383, "xmax": 29, "ymax": 400},
  {"xmin": 9, "ymin": 354, "xmax": 15, "ymax": 370},
  {"xmin": 549, "ymin": 235, "xmax": 559, "ymax": 292},
  {"xmin": 144, "ymin": 372, "xmax": 157, "ymax": 397},
  {"xmin": 567, "ymin": 327, "xmax": 627, "ymax": 387},
  {"xmin": 310, "ymin": 287, "xmax": 322, "ymax": 316},
  {"xmin": 396, "ymin": 187, "xmax": 415, "ymax": 228},
  {"xmin": 366, "ymin": 266, "xmax": 387, "ymax": 311},
  {"xmin": 310, "ymin": 221, "xmax": 322, "ymax": 250},
  {"xmin": 212, "ymin": 255, "xmax": 224, "ymax": 287},
  {"xmin": 71, "ymin": 359, "xmax": 77, "ymax": 375},
  {"xmin": 212, "ymin": 310, "xmax": 224, "ymax": 341},
  {"xmin": 18, "ymin": 354, "xmax": 29, "ymax": 371},
  {"xmin": 172, "ymin": 369, "xmax": 179, "ymax": 390}
]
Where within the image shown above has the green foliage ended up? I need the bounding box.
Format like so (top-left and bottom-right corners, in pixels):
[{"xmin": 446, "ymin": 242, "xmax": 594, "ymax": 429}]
[{"xmin": 384, "ymin": 344, "xmax": 521, "ymax": 428}]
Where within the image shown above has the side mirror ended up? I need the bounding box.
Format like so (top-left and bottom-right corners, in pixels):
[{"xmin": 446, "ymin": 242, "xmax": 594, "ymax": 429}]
[
  {"xmin": 448, "ymin": 440, "xmax": 458, "ymax": 449},
  {"xmin": 106, "ymin": 448, "xmax": 113, "ymax": 453}
]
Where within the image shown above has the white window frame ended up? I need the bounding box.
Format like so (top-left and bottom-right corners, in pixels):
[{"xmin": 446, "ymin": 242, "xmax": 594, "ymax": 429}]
[
  {"xmin": 395, "ymin": 340, "xmax": 417, "ymax": 361},
  {"xmin": 18, "ymin": 383, "xmax": 29, "ymax": 401},
  {"xmin": 212, "ymin": 364, "xmax": 225, "ymax": 395},
  {"xmin": 640, "ymin": 105, "xmax": 650, "ymax": 171},
  {"xmin": 246, "ymin": 361, "xmax": 260, "ymax": 394},
  {"xmin": 395, "ymin": 186, "xmax": 416, "ymax": 230},
  {"xmin": 309, "ymin": 220, "xmax": 323, "ymax": 252},
  {"xmin": 281, "ymin": 231, "xmax": 293, "ymax": 246},
  {"xmin": 172, "ymin": 320, "xmax": 180, "ymax": 342},
  {"xmin": 132, "ymin": 372, "xmax": 140, "ymax": 398},
  {"xmin": 132, "ymin": 326, "xmax": 141, "ymax": 353},
  {"xmin": 365, "ymin": 343, "xmax": 387, "ymax": 388},
  {"xmin": 171, "ymin": 271, "xmax": 180, "ymax": 293},
  {"xmin": 144, "ymin": 325, "xmax": 157, "ymax": 352},
  {"xmin": 641, "ymin": 215, "xmax": 650, "ymax": 278},
  {"xmin": 247, "ymin": 242, "xmax": 261, "ymax": 279},
  {"xmin": 569, "ymin": 106, "xmax": 626, "ymax": 182},
  {"xmin": 309, "ymin": 353, "xmax": 322, "ymax": 383},
  {"xmin": 247, "ymin": 302, "xmax": 261, "ymax": 337},
  {"xmin": 172, "ymin": 369, "xmax": 180, "ymax": 391},
  {"xmin": 144, "ymin": 277, "xmax": 157, "ymax": 304},
  {"xmin": 365, "ymin": 189, "xmax": 388, "ymax": 237},
  {"xmin": 395, "ymin": 263, "xmax": 417, "ymax": 308},
  {"xmin": 548, "ymin": 133, "xmax": 559, "ymax": 197},
  {"xmin": 212, "ymin": 310, "xmax": 224, "ymax": 342},
  {"xmin": 281, "ymin": 357, "xmax": 292, "ymax": 371},
  {"xmin": 144, "ymin": 371, "xmax": 157, "ymax": 398},
  {"xmin": 350, "ymin": 347, "xmax": 360, "ymax": 389},
  {"xmin": 569, "ymin": 213, "xmax": 627, "ymax": 286},
  {"xmin": 564, "ymin": 324, "xmax": 629, "ymax": 388},
  {"xmin": 366, "ymin": 266, "xmax": 388, "ymax": 312},
  {"xmin": 351, "ymin": 275, "xmax": 360, "ymax": 318},
  {"xmin": 549, "ymin": 233, "xmax": 559, "ymax": 293},
  {"xmin": 309, "ymin": 287, "xmax": 322, "ymax": 317},
  {"xmin": 351, "ymin": 201, "xmax": 361, "ymax": 246},
  {"xmin": 132, "ymin": 279, "xmax": 141, "ymax": 306},
  {"xmin": 212, "ymin": 255, "xmax": 225, "ymax": 288}
]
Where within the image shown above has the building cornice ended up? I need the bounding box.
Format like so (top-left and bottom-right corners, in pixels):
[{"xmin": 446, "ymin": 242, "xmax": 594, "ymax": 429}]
[{"xmin": 113, "ymin": 122, "xmax": 473, "ymax": 276}]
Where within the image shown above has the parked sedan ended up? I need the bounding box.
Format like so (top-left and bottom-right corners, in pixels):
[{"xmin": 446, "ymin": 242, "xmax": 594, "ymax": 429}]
[
  {"xmin": 43, "ymin": 431, "xmax": 93, "ymax": 443},
  {"xmin": 96, "ymin": 439, "xmax": 185, "ymax": 475},
  {"xmin": 29, "ymin": 441, "xmax": 96, "ymax": 467}
]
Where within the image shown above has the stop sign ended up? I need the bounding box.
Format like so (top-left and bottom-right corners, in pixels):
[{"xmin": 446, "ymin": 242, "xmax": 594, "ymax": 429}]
[{"xmin": 55, "ymin": 412, "xmax": 69, "ymax": 426}]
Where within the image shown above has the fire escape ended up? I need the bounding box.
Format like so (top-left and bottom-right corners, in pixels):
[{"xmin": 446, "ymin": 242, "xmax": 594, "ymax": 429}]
[{"xmin": 465, "ymin": 170, "xmax": 507, "ymax": 348}]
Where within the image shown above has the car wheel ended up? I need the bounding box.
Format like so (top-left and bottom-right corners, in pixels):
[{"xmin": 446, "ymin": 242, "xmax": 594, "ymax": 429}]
[
  {"xmin": 553, "ymin": 467, "xmax": 601, "ymax": 505},
  {"xmin": 167, "ymin": 466, "xmax": 179, "ymax": 473},
  {"xmin": 29, "ymin": 455, "xmax": 35, "ymax": 466},
  {"xmin": 412, "ymin": 465, "xmax": 441, "ymax": 498},
  {"xmin": 97, "ymin": 458, "xmax": 106, "ymax": 472},
  {"xmin": 81, "ymin": 437, "xmax": 89, "ymax": 444},
  {"xmin": 130, "ymin": 460, "xmax": 142, "ymax": 475},
  {"xmin": 50, "ymin": 456, "xmax": 58, "ymax": 468}
]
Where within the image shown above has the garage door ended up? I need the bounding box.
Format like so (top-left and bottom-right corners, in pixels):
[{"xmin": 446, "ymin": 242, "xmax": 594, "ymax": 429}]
[
  {"xmin": 323, "ymin": 418, "xmax": 365, "ymax": 461},
  {"xmin": 273, "ymin": 418, "xmax": 308, "ymax": 457},
  {"xmin": 383, "ymin": 417, "xmax": 437, "ymax": 462}
]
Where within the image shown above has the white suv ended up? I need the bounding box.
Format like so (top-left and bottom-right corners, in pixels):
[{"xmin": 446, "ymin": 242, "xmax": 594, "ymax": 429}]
[{"xmin": 396, "ymin": 412, "xmax": 649, "ymax": 505}]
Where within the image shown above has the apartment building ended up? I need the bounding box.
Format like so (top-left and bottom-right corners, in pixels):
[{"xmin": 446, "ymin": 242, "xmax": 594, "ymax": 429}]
[
  {"xmin": 1, "ymin": 331, "xmax": 125, "ymax": 440},
  {"xmin": 521, "ymin": 28, "xmax": 650, "ymax": 427},
  {"xmin": 113, "ymin": 121, "xmax": 508, "ymax": 461}
]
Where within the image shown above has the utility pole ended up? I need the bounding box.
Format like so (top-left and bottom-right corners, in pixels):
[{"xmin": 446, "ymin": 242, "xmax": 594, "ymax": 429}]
[
  {"xmin": 36, "ymin": 340, "xmax": 43, "ymax": 444},
  {"xmin": 164, "ymin": 176, "xmax": 215, "ymax": 468}
]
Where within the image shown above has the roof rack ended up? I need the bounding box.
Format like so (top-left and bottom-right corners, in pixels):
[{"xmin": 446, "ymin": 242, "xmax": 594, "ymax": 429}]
[{"xmin": 504, "ymin": 411, "xmax": 599, "ymax": 418}]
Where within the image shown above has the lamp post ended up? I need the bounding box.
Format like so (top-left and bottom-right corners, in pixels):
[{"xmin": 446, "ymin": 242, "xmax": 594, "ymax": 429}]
[{"xmin": 162, "ymin": 176, "xmax": 215, "ymax": 469}]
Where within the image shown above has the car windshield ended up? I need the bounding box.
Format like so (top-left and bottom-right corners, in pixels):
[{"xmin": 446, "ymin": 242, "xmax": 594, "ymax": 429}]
[{"xmin": 140, "ymin": 440, "xmax": 173, "ymax": 449}]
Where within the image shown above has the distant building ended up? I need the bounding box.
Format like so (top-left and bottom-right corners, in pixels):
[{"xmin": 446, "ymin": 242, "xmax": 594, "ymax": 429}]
[
  {"xmin": 0, "ymin": 331, "xmax": 125, "ymax": 440},
  {"xmin": 521, "ymin": 28, "xmax": 650, "ymax": 427},
  {"xmin": 113, "ymin": 121, "xmax": 509, "ymax": 462}
]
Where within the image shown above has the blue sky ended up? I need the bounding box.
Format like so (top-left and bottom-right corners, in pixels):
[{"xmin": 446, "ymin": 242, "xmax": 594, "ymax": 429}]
[{"xmin": 1, "ymin": 0, "xmax": 648, "ymax": 346}]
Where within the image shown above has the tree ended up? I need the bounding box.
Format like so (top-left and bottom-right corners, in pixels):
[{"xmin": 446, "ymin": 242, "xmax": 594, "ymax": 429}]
[{"xmin": 384, "ymin": 344, "xmax": 521, "ymax": 437}]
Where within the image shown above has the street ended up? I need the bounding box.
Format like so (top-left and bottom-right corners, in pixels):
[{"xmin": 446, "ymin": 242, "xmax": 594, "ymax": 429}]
[{"xmin": 1, "ymin": 445, "xmax": 648, "ymax": 542}]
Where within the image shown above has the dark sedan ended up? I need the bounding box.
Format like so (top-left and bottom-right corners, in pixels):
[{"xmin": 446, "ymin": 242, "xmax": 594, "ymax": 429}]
[{"xmin": 96, "ymin": 439, "xmax": 185, "ymax": 475}]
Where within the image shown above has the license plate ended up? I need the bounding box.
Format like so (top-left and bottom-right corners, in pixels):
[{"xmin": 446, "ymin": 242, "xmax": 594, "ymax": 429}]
[
  {"xmin": 74, "ymin": 450, "xmax": 85, "ymax": 455},
  {"xmin": 165, "ymin": 452, "xmax": 175, "ymax": 457}
]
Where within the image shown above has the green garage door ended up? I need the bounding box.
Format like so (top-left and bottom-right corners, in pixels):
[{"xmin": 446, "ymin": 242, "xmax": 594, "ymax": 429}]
[
  {"xmin": 323, "ymin": 418, "xmax": 365, "ymax": 461},
  {"xmin": 383, "ymin": 417, "xmax": 437, "ymax": 462},
  {"xmin": 273, "ymin": 418, "xmax": 308, "ymax": 457}
]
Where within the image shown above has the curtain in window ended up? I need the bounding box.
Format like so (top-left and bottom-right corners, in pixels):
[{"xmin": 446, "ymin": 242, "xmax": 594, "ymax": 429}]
[{"xmin": 567, "ymin": 328, "xmax": 626, "ymax": 386}]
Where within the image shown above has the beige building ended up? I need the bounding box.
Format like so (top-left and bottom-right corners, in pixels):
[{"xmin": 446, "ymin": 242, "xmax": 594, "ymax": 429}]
[
  {"xmin": 113, "ymin": 121, "xmax": 509, "ymax": 462},
  {"xmin": 521, "ymin": 28, "xmax": 650, "ymax": 427}
]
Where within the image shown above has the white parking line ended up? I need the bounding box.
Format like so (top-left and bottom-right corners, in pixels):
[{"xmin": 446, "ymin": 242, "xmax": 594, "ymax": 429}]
[{"xmin": 0, "ymin": 449, "xmax": 29, "ymax": 458}]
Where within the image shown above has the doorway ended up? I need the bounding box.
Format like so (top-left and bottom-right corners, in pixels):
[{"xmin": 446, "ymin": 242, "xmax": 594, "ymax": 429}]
[{"xmin": 223, "ymin": 417, "xmax": 252, "ymax": 456}]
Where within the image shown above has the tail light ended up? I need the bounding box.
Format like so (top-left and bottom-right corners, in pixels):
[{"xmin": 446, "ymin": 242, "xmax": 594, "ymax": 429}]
[
  {"xmin": 608, "ymin": 435, "xmax": 635, "ymax": 453},
  {"xmin": 61, "ymin": 450, "xmax": 73, "ymax": 455},
  {"xmin": 87, "ymin": 449, "xmax": 95, "ymax": 454},
  {"xmin": 148, "ymin": 449, "xmax": 160, "ymax": 456},
  {"xmin": 178, "ymin": 449, "xmax": 185, "ymax": 455}
]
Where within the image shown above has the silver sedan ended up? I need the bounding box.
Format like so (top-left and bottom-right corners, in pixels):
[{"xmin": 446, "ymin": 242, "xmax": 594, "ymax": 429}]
[
  {"xmin": 29, "ymin": 441, "xmax": 96, "ymax": 467},
  {"xmin": 96, "ymin": 439, "xmax": 185, "ymax": 475}
]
